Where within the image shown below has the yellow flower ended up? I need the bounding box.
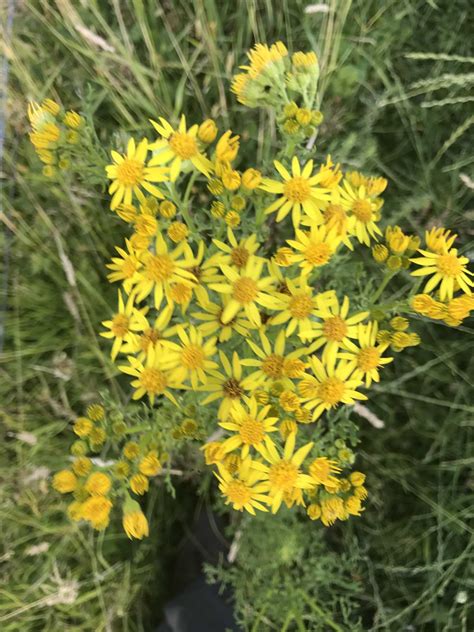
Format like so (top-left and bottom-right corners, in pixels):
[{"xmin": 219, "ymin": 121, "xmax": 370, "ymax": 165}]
[
  {"xmin": 167, "ymin": 221, "xmax": 189, "ymax": 243},
  {"xmin": 123, "ymin": 506, "xmax": 149, "ymax": 540},
  {"xmin": 149, "ymin": 115, "xmax": 213, "ymax": 181},
  {"xmin": 210, "ymin": 259, "xmax": 278, "ymax": 327},
  {"xmin": 106, "ymin": 239, "xmax": 142, "ymax": 293},
  {"xmin": 139, "ymin": 451, "xmax": 162, "ymax": 476},
  {"xmin": 219, "ymin": 396, "xmax": 279, "ymax": 458},
  {"xmin": 133, "ymin": 212, "xmax": 158, "ymax": 237},
  {"xmin": 132, "ymin": 232, "xmax": 197, "ymax": 308},
  {"xmin": 216, "ymin": 130, "xmax": 240, "ymax": 163},
  {"xmin": 198, "ymin": 119, "xmax": 218, "ymax": 144},
  {"xmin": 372, "ymin": 244, "xmax": 388, "ymax": 263},
  {"xmin": 307, "ymin": 503, "xmax": 322, "ymax": 520},
  {"xmin": 52, "ymin": 470, "xmax": 77, "ymax": 493},
  {"xmin": 253, "ymin": 433, "xmax": 314, "ymax": 514},
  {"xmin": 130, "ymin": 474, "xmax": 149, "ymax": 495},
  {"xmin": 298, "ymin": 356, "xmax": 367, "ymax": 421},
  {"xmin": 350, "ymin": 471, "xmax": 366, "ymax": 487},
  {"xmin": 202, "ymin": 441, "xmax": 226, "ymax": 465},
  {"xmin": 63, "ymin": 110, "xmax": 83, "ymax": 128},
  {"xmin": 345, "ymin": 495, "xmax": 364, "ymax": 516},
  {"xmin": 159, "ymin": 200, "xmax": 177, "ymax": 218},
  {"xmin": 410, "ymin": 247, "xmax": 473, "ymax": 301},
  {"xmin": 270, "ymin": 276, "xmax": 335, "ymax": 337},
  {"xmin": 30, "ymin": 123, "xmax": 61, "ymax": 149},
  {"xmin": 200, "ymin": 351, "xmax": 248, "ymax": 419},
  {"xmin": 81, "ymin": 496, "xmax": 113, "ymax": 530},
  {"xmin": 84, "ymin": 472, "xmax": 112, "ymax": 496},
  {"xmin": 385, "ymin": 226, "xmax": 411, "ymax": 255},
  {"xmin": 163, "ymin": 325, "xmax": 218, "ymax": 389},
  {"xmin": 215, "ymin": 457, "xmax": 269, "ymax": 514},
  {"xmin": 301, "ymin": 295, "xmax": 369, "ymax": 369},
  {"xmin": 292, "ymin": 51, "xmax": 318, "ymax": 68},
  {"xmin": 242, "ymin": 168, "xmax": 262, "ymax": 189},
  {"xmin": 425, "ymin": 227, "xmax": 457, "ymax": 254},
  {"xmin": 192, "ymin": 296, "xmax": 253, "ymax": 343},
  {"xmin": 212, "ymin": 228, "xmax": 261, "ymax": 271},
  {"xmin": 105, "ymin": 138, "xmax": 168, "ymax": 210},
  {"xmin": 86, "ymin": 404, "xmax": 105, "ymax": 421},
  {"xmin": 261, "ymin": 157, "xmax": 332, "ymax": 227},
  {"xmin": 221, "ymin": 169, "xmax": 241, "ymax": 190},
  {"xmin": 308, "ymin": 457, "xmax": 341, "ymax": 486},
  {"xmin": 123, "ymin": 441, "xmax": 140, "ymax": 460},
  {"xmin": 339, "ymin": 179, "xmax": 382, "ymax": 246},
  {"xmin": 73, "ymin": 417, "xmax": 93, "ymax": 438},
  {"xmin": 72, "ymin": 457, "xmax": 92, "ymax": 477},
  {"xmin": 279, "ymin": 391, "xmax": 301, "ymax": 412},
  {"xmin": 241, "ymin": 41, "xmax": 288, "ymax": 78},
  {"xmin": 240, "ymin": 329, "xmax": 307, "ymax": 389},
  {"xmin": 118, "ymin": 346, "xmax": 180, "ymax": 405},
  {"xmin": 100, "ymin": 291, "xmax": 148, "ymax": 360},
  {"xmin": 225, "ymin": 211, "xmax": 240, "ymax": 227},
  {"xmin": 339, "ymin": 321, "xmax": 393, "ymax": 386},
  {"xmin": 321, "ymin": 497, "xmax": 345, "ymax": 526},
  {"xmin": 121, "ymin": 304, "xmax": 176, "ymax": 360},
  {"xmin": 287, "ymin": 222, "xmax": 341, "ymax": 274}
]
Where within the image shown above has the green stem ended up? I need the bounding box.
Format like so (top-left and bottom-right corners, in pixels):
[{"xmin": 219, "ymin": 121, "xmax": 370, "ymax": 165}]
[{"xmin": 371, "ymin": 271, "xmax": 395, "ymax": 305}]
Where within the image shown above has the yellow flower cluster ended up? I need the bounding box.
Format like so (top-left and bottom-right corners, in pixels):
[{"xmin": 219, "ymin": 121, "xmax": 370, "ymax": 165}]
[
  {"xmin": 28, "ymin": 98, "xmax": 84, "ymax": 176},
  {"xmin": 39, "ymin": 41, "xmax": 472, "ymax": 538},
  {"xmin": 52, "ymin": 403, "xmax": 162, "ymax": 538}
]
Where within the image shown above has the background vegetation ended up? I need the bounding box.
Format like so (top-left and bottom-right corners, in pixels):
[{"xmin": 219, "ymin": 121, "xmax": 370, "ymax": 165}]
[{"xmin": 1, "ymin": 0, "xmax": 473, "ymax": 629}]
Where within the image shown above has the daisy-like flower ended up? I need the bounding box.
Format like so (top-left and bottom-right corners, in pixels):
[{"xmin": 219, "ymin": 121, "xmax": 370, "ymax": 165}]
[
  {"xmin": 338, "ymin": 321, "xmax": 393, "ymax": 387},
  {"xmin": 261, "ymin": 157, "xmax": 332, "ymax": 228},
  {"xmin": 270, "ymin": 275, "xmax": 336, "ymax": 337},
  {"xmin": 106, "ymin": 239, "xmax": 142, "ymax": 293},
  {"xmin": 106, "ymin": 138, "xmax": 169, "ymax": 210},
  {"xmin": 308, "ymin": 457, "xmax": 341, "ymax": 487},
  {"xmin": 215, "ymin": 458, "xmax": 269, "ymax": 515},
  {"xmin": 298, "ymin": 356, "xmax": 367, "ymax": 421},
  {"xmin": 163, "ymin": 325, "xmax": 218, "ymax": 389},
  {"xmin": 118, "ymin": 346, "xmax": 179, "ymax": 405},
  {"xmin": 209, "ymin": 259, "xmax": 279, "ymax": 327},
  {"xmin": 132, "ymin": 232, "xmax": 197, "ymax": 308},
  {"xmin": 212, "ymin": 227, "xmax": 261, "ymax": 270},
  {"xmin": 240, "ymin": 330, "xmax": 307, "ymax": 389},
  {"xmin": 300, "ymin": 295, "xmax": 369, "ymax": 369},
  {"xmin": 200, "ymin": 351, "xmax": 248, "ymax": 419},
  {"xmin": 287, "ymin": 221, "xmax": 341, "ymax": 275},
  {"xmin": 219, "ymin": 396, "xmax": 279, "ymax": 458},
  {"xmin": 339, "ymin": 179, "xmax": 382, "ymax": 246},
  {"xmin": 149, "ymin": 115, "xmax": 213, "ymax": 181},
  {"xmin": 121, "ymin": 304, "xmax": 178, "ymax": 360},
  {"xmin": 253, "ymin": 433, "xmax": 314, "ymax": 514},
  {"xmin": 410, "ymin": 247, "xmax": 473, "ymax": 300},
  {"xmin": 100, "ymin": 291, "xmax": 148, "ymax": 360},
  {"xmin": 192, "ymin": 296, "xmax": 253, "ymax": 343}
]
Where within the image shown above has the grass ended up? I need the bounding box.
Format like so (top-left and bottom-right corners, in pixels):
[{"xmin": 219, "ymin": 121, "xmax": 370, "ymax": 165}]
[{"xmin": 2, "ymin": 0, "xmax": 473, "ymax": 629}]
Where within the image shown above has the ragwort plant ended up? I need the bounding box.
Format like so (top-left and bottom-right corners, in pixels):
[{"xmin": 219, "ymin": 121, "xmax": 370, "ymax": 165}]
[{"xmin": 27, "ymin": 43, "xmax": 474, "ymax": 541}]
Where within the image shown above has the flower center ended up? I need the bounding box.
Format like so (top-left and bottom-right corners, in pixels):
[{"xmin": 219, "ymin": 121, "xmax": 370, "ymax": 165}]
[
  {"xmin": 304, "ymin": 241, "xmax": 332, "ymax": 266},
  {"xmin": 140, "ymin": 368, "xmax": 168, "ymax": 394},
  {"xmin": 269, "ymin": 460, "xmax": 298, "ymax": 492},
  {"xmin": 111, "ymin": 314, "xmax": 129, "ymax": 337},
  {"xmin": 322, "ymin": 316, "xmax": 348, "ymax": 342},
  {"xmin": 121, "ymin": 259, "xmax": 138, "ymax": 278},
  {"xmin": 357, "ymin": 347, "xmax": 380, "ymax": 371},
  {"xmin": 261, "ymin": 354, "xmax": 285, "ymax": 378},
  {"xmin": 283, "ymin": 176, "xmax": 311, "ymax": 203},
  {"xmin": 437, "ymin": 253, "xmax": 463, "ymax": 277},
  {"xmin": 230, "ymin": 246, "xmax": 250, "ymax": 268},
  {"xmin": 317, "ymin": 377, "xmax": 345, "ymax": 405},
  {"xmin": 225, "ymin": 480, "xmax": 252, "ymax": 506},
  {"xmin": 144, "ymin": 254, "xmax": 175, "ymax": 282},
  {"xmin": 169, "ymin": 132, "xmax": 198, "ymax": 159},
  {"xmin": 352, "ymin": 199, "xmax": 372, "ymax": 223},
  {"xmin": 116, "ymin": 158, "xmax": 144, "ymax": 186},
  {"xmin": 169, "ymin": 283, "xmax": 193, "ymax": 304},
  {"xmin": 181, "ymin": 344, "xmax": 205, "ymax": 369},
  {"xmin": 233, "ymin": 277, "xmax": 258, "ymax": 304},
  {"xmin": 239, "ymin": 417, "xmax": 265, "ymax": 445},
  {"xmin": 140, "ymin": 328, "xmax": 161, "ymax": 352},
  {"xmin": 289, "ymin": 293, "xmax": 313, "ymax": 319},
  {"xmin": 223, "ymin": 378, "xmax": 243, "ymax": 399}
]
